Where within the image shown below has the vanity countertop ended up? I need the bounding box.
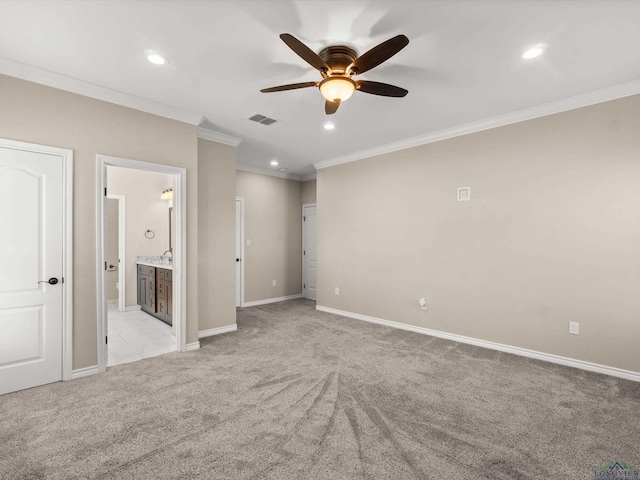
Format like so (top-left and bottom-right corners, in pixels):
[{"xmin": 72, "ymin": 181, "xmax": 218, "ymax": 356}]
[{"xmin": 136, "ymin": 255, "xmax": 172, "ymax": 270}]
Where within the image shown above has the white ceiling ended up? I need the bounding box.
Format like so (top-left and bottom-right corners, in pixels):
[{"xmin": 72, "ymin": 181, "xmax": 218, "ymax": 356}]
[{"xmin": 1, "ymin": 1, "xmax": 640, "ymax": 180}]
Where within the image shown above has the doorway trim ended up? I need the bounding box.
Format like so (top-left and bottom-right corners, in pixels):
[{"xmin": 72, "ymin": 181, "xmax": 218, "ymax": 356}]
[
  {"xmin": 96, "ymin": 155, "xmax": 187, "ymax": 373},
  {"xmin": 106, "ymin": 194, "xmax": 126, "ymax": 312},
  {"xmin": 0, "ymin": 137, "xmax": 74, "ymax": 383},
  {"xmin": 235, "ymin": 197, "xmax": 245, "ymax": 307}
]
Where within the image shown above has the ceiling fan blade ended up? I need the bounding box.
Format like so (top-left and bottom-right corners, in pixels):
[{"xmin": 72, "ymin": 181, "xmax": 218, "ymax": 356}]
[
  {"xmin": 261, "ymin": 82, "xmax": 317, "ymax": 93},
  {"xmin": 280, "ymin": 33, "xmax": 330, "ymax": 72},
  {"xmin": 357, "ymin": 80, "xmax": 408, "ymax": 97},
  {"xmin": 325, "ymin": 99, "xmax": 340, "ymax": 115},
  {"xmin": 349, "ymin": 34, "xmax": 409, "ymax": 75}
]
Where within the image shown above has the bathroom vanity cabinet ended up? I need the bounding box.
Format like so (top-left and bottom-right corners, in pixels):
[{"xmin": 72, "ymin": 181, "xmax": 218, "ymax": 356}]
[{"xmin": 137, "ymin": 264, "xmax": 172, "ymax": 326}]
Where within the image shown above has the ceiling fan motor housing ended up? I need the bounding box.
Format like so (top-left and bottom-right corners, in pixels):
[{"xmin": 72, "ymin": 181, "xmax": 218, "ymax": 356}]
[{"xmin": 319, "ymin": 45, "xmax": 358, "ymax": 75}]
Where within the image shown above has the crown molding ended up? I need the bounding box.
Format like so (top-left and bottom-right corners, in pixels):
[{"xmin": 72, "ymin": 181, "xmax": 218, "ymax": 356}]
[
  {"xmin": 197, "ymin": 127, "xmax": 242, "ymax": 147},
  {"xmin": 314, "ymin": 79, "xmax": 640, "ymax": 171},
  {"xmin": 236, "ymin": 162, "xmax": 307, "ymax": 181},
  {"xmin": 0, "ymin": 56, "xmax": 205, "ymax": 125},
  {"xmin": 299, "ymin": 172, "xmax": 317, "ymax": 182}
]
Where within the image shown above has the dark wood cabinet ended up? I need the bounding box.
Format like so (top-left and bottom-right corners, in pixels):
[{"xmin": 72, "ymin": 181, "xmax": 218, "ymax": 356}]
[
  {"xmin": 166, "ymin": 280, "xmax": 173, "ymax": 324},
  {"xmin": 137, "ymin": 264, "xmax": 172, "ymax": 326},
  {"xmin": 137, "ymin": 265, "xmax": 155, "ymax": 313},
  {"xmin": 156, "ymin": 268, "xmax": 172, "ymax": 325}
]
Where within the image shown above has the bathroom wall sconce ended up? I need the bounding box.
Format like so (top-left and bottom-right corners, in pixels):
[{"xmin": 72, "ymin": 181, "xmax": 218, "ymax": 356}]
[{"xmin": 161, "ymin": 188, "xmax": 173, "ymax": 200}]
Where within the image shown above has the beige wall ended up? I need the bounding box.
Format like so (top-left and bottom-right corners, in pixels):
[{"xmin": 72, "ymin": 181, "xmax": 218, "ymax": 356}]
[
  {"xmin": 0, "ymin": 74, "xmax": 199, "ymax": 369},
  {"xmin": 236, "ymin": 171, "xmax": 302, "ymax": 302},
  {"xmin": 107, "ymin": 166, "xmax": 174, "ymax": 307},
  {"xmin": 317, "ymin": 94, "xmax": 640, "ymax": 374},
  {"xmin": 301, "ymin": 179, "xmax": 317, "ymax": 205},
  {"xmin": 198, "ymin": 139, "xmax": 237, "ymax": 330}
]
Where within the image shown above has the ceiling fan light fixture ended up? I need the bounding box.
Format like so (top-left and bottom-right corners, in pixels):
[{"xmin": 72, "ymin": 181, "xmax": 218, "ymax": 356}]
[{"xmin": 319, "ymin": 77, "xmax": 356, "ymax": 103}]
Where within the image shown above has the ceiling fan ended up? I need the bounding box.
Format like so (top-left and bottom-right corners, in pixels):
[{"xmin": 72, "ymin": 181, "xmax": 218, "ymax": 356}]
[{"xmin": 261, "ymin": 33, "xmax": 410, "ymax": 115}]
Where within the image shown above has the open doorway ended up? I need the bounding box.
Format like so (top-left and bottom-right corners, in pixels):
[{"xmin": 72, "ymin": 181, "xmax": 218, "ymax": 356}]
[
  {"xmin": 97, "ymin": 155, "xmax": 186, "ymax": 373},
  {"xmin": 104, "ymin": 168, "xmax": 175, "ymax": 366}
]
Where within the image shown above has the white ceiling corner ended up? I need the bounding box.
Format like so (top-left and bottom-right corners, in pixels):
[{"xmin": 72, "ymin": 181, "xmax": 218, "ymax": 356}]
[
  {"xmin": 236, "ymin": 162, "xmax": 307, "ymax": 182},
  {"xmin": 0, "ymin": 56, "xmax": 205, "ymax": 126},
  {"xmin": 198, "ymin": 128, "xmax": 242, "ymax": 147},
  {"xmin": 314, "ymin": 78, "xmax": 640, "ymax": 170}
]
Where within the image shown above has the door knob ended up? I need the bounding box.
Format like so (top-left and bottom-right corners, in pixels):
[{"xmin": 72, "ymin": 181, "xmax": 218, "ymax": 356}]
[
  {"xmin": 38, "ymin": 277, "xmax": 59, "ymax": 285},
  {"xmin": 236, "ymin": 258, "xmax": 240, "ymax": 262}
]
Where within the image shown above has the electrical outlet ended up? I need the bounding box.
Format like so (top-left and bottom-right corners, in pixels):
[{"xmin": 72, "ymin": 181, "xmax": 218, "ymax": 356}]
[
  {"xmin": 569, "ymin": 321, "xmax": 579, "ymax": 335},
  {"xmin": 335, "ymin": 287, "xmax": 339, "ymax": 295},
  {"xmin": 419, "ymin": 298, "xmax": 427, "ymax": 310},
  {"xmin": 246, "ymin": 239, "xmax": 251, "ymax": 246},
  {"xmin": 272, "ymin": 280, "xmax": 277, "ymax": 287}
]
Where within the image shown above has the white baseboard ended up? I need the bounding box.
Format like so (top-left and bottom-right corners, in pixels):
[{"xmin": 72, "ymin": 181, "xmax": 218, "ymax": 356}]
[
  {"xmin": 199, "ymin": 324, "xmax": 238, "ymax": 338},
  {"xmin": 185, "ymin": 341, "xmax": 200, "ymax": 352},
  {"xmin": 242, "ymin": 294, "xmax": 303, "ymax": 307},
  {"xmin": 316, "ymin": 305, "xmax": 640, "ymax": 383},
  {"xmin": 70, "ymin": 365, "xmax": 100, "ymax": 380},
  {"xmin": 125, "ymin": 305, "xmax": 141, "ymax": 312}
]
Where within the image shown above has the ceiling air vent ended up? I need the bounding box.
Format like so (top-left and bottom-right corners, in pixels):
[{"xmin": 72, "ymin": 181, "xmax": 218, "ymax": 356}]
[{"xmin": 248, "ymin": 113, "xmax": 279, "ymax": 126}]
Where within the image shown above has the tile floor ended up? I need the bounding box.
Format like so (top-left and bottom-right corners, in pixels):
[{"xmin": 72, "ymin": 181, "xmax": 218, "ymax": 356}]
[{"xmin": 107, "ymin": 304, "xmax": 176, "ymax": 366}]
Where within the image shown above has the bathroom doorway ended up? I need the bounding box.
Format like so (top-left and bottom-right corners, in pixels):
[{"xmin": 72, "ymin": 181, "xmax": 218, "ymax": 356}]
[
  {"xmin": 97, "ymin": 155, "xmax": 186, "ymax": 373},
  {"xmin": 104, "ymin": 169, "xmax": 176, "ymax": 366}
]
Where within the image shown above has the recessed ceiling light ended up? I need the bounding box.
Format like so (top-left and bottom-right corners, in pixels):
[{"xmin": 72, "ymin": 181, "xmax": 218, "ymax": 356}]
[
  {"xmin": 270, "ymin": 160, "xmax": 279, "ymax": 166},
  {"xmin": 522, "ymin": 44, "xmax": 547, "ymax": 60},
  {"xmin": 324, "ymin": 122, "xmax": 335, "ymax": 130},
  {"xmin": 147, "ymin": 52, "xmax": 168, "ymax": 65}
]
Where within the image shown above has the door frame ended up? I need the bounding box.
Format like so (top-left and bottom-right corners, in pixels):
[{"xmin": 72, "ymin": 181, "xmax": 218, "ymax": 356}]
[
  {"xmin": 96, "ymin": 155, "xmax": 186, "ymax": 373},
  {"xmin": 0, "ymin": 137, "xmax": 73, "ymax": 382},
  {"xmin": 106, "ymin": 194, "xmax": 126, "ymax": 312},
  {"xmin": 236, "ymin": 197, "xmax": 245, "ymax": 307},
  {"xmin": 302, "ymin": 203, "xmax": 317, "ymax": 299}
]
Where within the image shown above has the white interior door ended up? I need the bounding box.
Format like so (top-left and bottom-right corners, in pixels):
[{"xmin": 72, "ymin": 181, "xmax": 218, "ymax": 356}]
[
  {"xmin": 303, "ymin": 204, "xmax": 317, "ymax": 300},
  {"xmin": 106, "ymin": 194, "xmax": 125, "ymax": 313},
  {"xmin": 235, "ymin": 198, "xmax": 243, "ymax": 307},
  {"xmin": 105, "ymin": 198, "xmax": 119, "ymax": 305},
  {"xmin": 0, "ymin": 143, "xmax": 65, "ymax": 395}
]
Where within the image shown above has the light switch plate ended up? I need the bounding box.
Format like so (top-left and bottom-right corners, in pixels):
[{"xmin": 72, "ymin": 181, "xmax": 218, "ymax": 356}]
[{"xmin": 457, "ymin": 187, "xmax": 471, "ymax": 201}]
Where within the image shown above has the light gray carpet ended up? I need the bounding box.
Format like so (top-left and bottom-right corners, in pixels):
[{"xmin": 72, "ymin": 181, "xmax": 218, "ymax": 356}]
[{"xmin": 1, "ymin": 299, "xmax": 638, "ymax": 479}]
